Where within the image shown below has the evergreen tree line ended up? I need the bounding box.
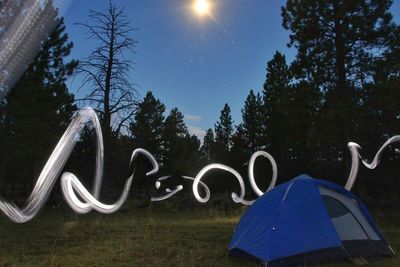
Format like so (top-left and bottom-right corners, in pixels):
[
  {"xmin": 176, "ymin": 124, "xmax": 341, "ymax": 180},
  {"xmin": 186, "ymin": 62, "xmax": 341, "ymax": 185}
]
[{"xmin": 1, "ymin": 0, "xmax": 400, "ymax": 206}]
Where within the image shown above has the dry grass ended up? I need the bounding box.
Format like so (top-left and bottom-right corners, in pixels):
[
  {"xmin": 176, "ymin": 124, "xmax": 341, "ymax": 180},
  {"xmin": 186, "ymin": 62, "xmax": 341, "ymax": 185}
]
[{"xmin": 0, "ymin": 202, "xmax": 398, "ymax": 266}]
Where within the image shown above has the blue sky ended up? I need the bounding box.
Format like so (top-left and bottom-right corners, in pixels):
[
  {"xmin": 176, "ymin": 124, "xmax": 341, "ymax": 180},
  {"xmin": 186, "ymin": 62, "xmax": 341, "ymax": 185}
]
[{"xmin": 63, "ymin": 0, "xmax": 400, "ymax": 140}]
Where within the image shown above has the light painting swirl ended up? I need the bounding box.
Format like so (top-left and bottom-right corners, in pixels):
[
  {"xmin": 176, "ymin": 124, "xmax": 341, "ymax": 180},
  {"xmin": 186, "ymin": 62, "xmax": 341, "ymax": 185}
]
[
  {"xmin": 0, "ymin": 107, "xmax": 159, "ymax": 223},
  {"xmin": 192, "ymin": 151, "xmax": 278, "ymax": 205},
  {"xmin": 0, "ymin": 107, "xmax": 103, "ymax": 223},
  {"xmin": 248, "ymin": 151, "xmax": 278, "ymax": 197},
  {"xmin": 61, "ymin": 148, "xmax": 158, "ymax": 214},
  {"xmin": 0, "ymin": 105, "xmax": 277, "ymax": 223},
  {"xmin": 193, "ymin": 163, "xmax": 245, "ymax": 204},
  {"xmin": 151, "ymin": 175, "xmax": 210, "ymax": 202},
  {"xmin": 2, "ymin": 104, "xmax": 397, "ymax": 223},
  {"xmin": 345, "ymin": 136, "xmax": 400, "ymax": 190}
]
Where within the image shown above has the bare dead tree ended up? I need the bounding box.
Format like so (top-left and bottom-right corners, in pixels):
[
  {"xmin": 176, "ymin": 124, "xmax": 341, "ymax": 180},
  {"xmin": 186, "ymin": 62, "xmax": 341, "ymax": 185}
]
[{"xmin": 77, "ymin": 0, "xmax": 138, "ymax": 145}]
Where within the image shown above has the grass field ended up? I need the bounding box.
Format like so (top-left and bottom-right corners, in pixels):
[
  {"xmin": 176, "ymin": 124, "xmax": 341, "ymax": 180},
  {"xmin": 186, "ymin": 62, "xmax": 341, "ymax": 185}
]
[{"xmin": 0, "ymin": 202, "xmax": 399, "ymax": 266}]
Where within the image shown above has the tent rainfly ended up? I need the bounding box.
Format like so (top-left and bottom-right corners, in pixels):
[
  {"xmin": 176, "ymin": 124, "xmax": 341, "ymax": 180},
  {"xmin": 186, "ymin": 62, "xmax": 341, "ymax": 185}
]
[{"xmin": 229, "ymin": 174, "xmax": 395, "ymax": 266}]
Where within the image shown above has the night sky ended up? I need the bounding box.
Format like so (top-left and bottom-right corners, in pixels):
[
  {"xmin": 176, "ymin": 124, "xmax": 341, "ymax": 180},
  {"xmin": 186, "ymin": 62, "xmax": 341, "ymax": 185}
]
[{"xmin": 63, "ymin": 0, "xmax": 400, "ymax": 140}]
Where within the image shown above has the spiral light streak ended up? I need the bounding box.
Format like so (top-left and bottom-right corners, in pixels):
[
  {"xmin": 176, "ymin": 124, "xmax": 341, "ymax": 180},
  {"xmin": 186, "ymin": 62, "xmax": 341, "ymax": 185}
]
[
  {"xmin": 190, "ymin": 151, "xmax": 278, "ymax": 205},
  {"xmin": 182, "ymin": 176, "xmax": 211, "ymax": 201},
  {"xmin": 345, "ymin": 135, "xmax": 400, "ymax": 190},
  {"xmin": 0, "ymin": 103, "xmax": 196, "ymax": 222},
  {"xmin": 248, "ymin": 151, "xmax": 278, "ymax": 196},
  {"xmin": 192, "ymin": 164, "xmax": 245, "ymax": 203},
  {"xmin": 130, "ymin": 148, "xmax": 159, "ymax": 176},
  {"xmin": 1, "ymin": 104, "xmax": 277, "ymax": 222},
  {"xmin": 151, "ymin": 185, "xmax": 184, "ymax": 202},
  {"xmin": 0, "ymin": 107, "xmax": 103, "ymax": 223},
  {"xmin": 150, "ymin": 175, "xmax": 210, "ymax": 202},
  {"xmin": 151, "ymin": 175, "xmax": 183, "ymax": 201},
  {"xmin": 61, "ymin": 172, "xmax": 133, "ymax": 214},
  {"xmin": 10, "ymin": 101, "xmax": 397, "ymax": 221},
  {"xmin": 61, "ymin": 148, "xmax": 159, "ymax": 214}
]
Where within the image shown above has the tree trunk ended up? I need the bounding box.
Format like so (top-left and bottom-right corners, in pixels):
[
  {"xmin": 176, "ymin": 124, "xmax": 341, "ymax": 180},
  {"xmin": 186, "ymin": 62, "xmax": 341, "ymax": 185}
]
[{"xmin": 103, "ymin": 13, "xmax": 115, "ymax": 166}]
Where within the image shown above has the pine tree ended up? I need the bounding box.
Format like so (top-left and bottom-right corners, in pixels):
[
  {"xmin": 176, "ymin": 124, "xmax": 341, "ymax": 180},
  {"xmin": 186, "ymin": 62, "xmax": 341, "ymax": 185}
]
[
  {"xmin": 129, "ymin": 91, "xmax": 165, "ymax": 160},
  {"xmin": 281, "ymin": 1, "xmax": 396, "ymax": 182},
  {"xmin": 374, "ymin": 25, "xmax": 400, "ymax": 82},
  {"xmin": 180, "ymin": 133, "xmax": 202, "ymax": 174},
  {"xmin": 282, "ymin": 0, "xmax": 395, "ymax": 92},
  {"xmin": 201, "ymin": 128, "xmax": 215, "ymax": 163},
  {"xmin": 358, "ymin": 21, "xmax": 400, "ymax": 146},
  {"xmin": 163, "ymin": 107, "xmax": 189, "ymax": 172},
  {"xmin": 128, "ymin": 91, "xmax": 165, "ymax": 205},
  {"xmin": 285, "ymin": 81, "xmax": 321, "ymax": 175},
  {"xmin": 263, "ymin": 51, "xmax": 291, "ymax": 135},
  {"xmin": 262, "ymin": 52, "xmax": 292, "ymax": 174},
  {"xmin": 242, "ymin": 90, "xmax": 264, "ymax": 153},
  {"xmin": 214, "ymin": 103, "xmax": 233, "ymax": 162},
  {"xmin": 230, "ymin": 124, "xmax": 248, "ymax": 168},
  {"xmin": 0, "ymin": 18, "xmax": 77, "ymax": 200}
]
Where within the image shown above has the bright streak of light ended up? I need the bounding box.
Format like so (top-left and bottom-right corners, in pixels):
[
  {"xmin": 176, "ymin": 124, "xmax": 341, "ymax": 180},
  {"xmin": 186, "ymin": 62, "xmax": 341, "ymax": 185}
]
[
  {"xmin": 0, "ymin": 0, "xmax": 73, "ymax": 100},
  {"xmin": 346, "ymin": 136, "xmax": 400, "ymax": 190}
]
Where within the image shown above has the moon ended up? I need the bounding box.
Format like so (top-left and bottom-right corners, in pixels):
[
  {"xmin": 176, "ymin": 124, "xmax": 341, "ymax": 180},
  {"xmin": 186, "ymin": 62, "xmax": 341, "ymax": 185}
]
[{"xmin": 193, "ymin": 0, "xmax": 211, "ymax": 17}]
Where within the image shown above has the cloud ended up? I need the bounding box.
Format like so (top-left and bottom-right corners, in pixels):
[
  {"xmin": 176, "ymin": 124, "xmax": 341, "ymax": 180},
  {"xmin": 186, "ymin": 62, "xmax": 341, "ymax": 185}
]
[
  {"xmin": 184, "ymin": 114, "xmax": 203, "ymax": 122},
  {"xmin": 185, "ymin": 114, "xmax": 205, "ymax": 141},
  {"xmin": 187, "ymin": 125, "xmax": 206, "ymax": 141}
]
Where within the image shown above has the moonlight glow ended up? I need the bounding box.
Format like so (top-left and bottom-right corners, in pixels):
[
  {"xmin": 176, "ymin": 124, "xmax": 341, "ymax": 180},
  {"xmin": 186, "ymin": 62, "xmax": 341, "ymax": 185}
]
[{"xmin": 193, "ymin": 0, "xmax": 210, "ymax": 16}]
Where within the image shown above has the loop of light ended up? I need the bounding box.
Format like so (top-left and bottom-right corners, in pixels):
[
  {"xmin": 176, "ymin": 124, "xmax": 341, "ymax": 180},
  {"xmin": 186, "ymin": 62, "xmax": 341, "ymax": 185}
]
[
  {"xmin": 0, "ymin": 107, "xmax": 103, "ymax": 223},
  {"xmin": 192, "ymin": 152, "xmax": 278, "ymax": 205},
  {"xmin": 0, "ymin": 107, "xmax": 164, "ymax": 222},
  {"xmin": 192, "ymin": 163, "xmax": 245, "ymax": 204},
  {"xmin": 151, "ymin": 175, "xmax": 210, "ymax": 202},
  {"xmin": 0, "ymin": 106, "xmax": 278, "ymax": 223},
  {"xmin": 345, "ymin": 136, "xmax": 400, "ymax": 190},
  {"xmin": 248, "ymin": 151, "xmax": 278, "ymax": 196},
  {"xmin": 1, "ymin": 105, "xmax": 397, "ymax": 223}
]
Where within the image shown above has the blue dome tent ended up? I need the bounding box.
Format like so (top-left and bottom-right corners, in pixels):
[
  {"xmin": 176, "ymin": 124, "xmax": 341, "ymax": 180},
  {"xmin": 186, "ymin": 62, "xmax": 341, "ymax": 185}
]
[{"xmin": 229, "ymin": 174, "xmax": 395, "ymax": 266}]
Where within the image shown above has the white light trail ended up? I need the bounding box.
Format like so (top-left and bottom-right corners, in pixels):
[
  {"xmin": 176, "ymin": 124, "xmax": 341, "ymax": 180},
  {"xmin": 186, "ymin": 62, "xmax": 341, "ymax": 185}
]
[
  {"xmin": 192, "ymin": 152, "xmax": 278, "ymax": 205},
  {"xmin": 0, "ymin": 107, "xmax": 103, "ymax": 223},
  {"xmin": 0, "ymin": 107, "xmax": 160, "ymax": 223},
  {"xmin": 0, "ymin": 105, "xmax": 277, "ymax": 223},
  {"xmin": 0, "ymin": 0, "xmax": 73, "ymax": 99},
  {"xmin": 6, "ymin": 96, "xmax": 398, "ymax": 222},
  {"xmin": 345, "ymin": 136, "xmax": 400, "ymax": 190}
]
